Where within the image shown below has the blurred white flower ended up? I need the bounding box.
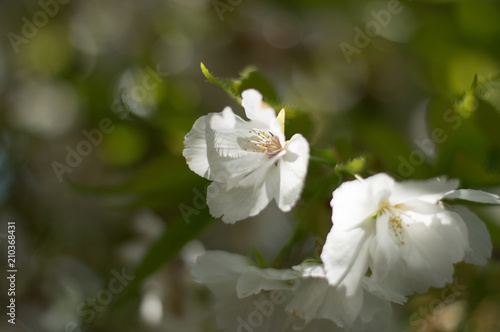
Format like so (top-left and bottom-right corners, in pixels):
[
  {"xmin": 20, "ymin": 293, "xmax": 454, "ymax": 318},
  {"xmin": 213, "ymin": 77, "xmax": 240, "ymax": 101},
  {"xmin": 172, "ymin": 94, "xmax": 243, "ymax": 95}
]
[
  {"xmin": 191, "ymin": 251, "xmax": 391, "ymax": 332},
  {"xmin": 183, "ymin": 89, "xmax": 310, "ymax": 223},
  {"xmin": 321, "ymin": 173, "xmax": 499, "ymax": 302}
]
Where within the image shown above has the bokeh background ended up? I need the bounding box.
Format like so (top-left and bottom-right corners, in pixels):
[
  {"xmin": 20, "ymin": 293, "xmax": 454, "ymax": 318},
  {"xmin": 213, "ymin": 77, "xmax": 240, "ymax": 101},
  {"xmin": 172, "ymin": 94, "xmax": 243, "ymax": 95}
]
[{"xmin": 1, "ymin": 0, "xmax": 500, "ymax": 331}]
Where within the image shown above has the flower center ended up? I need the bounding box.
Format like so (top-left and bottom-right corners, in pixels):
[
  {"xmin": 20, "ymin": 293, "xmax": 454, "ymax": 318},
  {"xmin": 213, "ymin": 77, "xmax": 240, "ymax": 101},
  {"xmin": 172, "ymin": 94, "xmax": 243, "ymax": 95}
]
[
  {"xmin": 247, "ymin": 130, "xmax": 284, "ymax": 156},
  {"xmin": 377, "ymin": 202, "xmax": 409, "ymax": 245}
]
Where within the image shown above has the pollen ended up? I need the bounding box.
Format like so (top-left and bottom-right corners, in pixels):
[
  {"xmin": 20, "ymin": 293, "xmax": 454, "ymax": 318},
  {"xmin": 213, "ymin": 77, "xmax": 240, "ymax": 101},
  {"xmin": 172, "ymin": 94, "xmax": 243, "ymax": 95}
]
[
  {"xmin": 377, "ymin": 202, "xmax": 408, "ymax": 245},
  {"xmin": 389, "ymin": 215, "xmax": 405, "ymax": 245},
  {"xmin": 247, "ymin": 130, "xmax": 284, "ymax": 157}
]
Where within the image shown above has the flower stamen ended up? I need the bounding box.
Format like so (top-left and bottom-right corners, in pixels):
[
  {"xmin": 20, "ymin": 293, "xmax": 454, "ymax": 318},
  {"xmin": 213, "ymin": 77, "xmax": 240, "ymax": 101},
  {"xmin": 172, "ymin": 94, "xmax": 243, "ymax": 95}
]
[{"xmin": 248, "ymin": 130, "xmax": 284, "ymax": 156}]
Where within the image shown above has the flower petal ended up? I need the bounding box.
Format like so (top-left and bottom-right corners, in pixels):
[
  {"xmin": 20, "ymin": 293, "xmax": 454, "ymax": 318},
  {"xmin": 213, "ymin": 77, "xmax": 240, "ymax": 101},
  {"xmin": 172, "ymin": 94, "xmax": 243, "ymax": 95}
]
[
  {"xmin": 362, "ymin": 277, "xmax": 407, "ymax": 304},
  {"xmin": 224, "ymin": 152, "xmax": 280, "ymax": 190},
  {"xmin": 276, "ymin": 134, "xmax": 310, "ymax": 212},
  {"xmin": 236, "ymin": 267, "xmax": 300, "ymax": 298},
  {"xmin": 183, "ymin": 115, "xmax": 210, "ymax": 178},
  {"xmin": 241, "ymin": 89, "xmax": 277, "ymax": 125},
  {"xmin": 390, "ymin": 177, "xmax": 459, "ymax": 205},
  {"xmin": 453, "ymin": 205, "xmax": 492, "ymax": 265},
  {"xmin": 241, "ymin": 89, "xmax": 284, "ymax": 142},
  {"xmin": 396, "ymin": 215, "xmax": 462, "ymax": 293},
  {"xmin": 209, "ymin": 107, "xmax": 255, "ymax": 159},
  {"xmin": 352, "ymin": 287, "xmax": 394, "ymax": 331},
  {"xmin": 443, "ymin": 189, "xmax": 500, "ymax": 204},
  {"xmin": 207, "ymin": 181, "xmax": 273, "ymax": 223},
  {"xmin": 191, "ymin": 251, "xmax": 252, "ymax": 297},
  {"xmin": 331, "ymin": 173, "xmax": 394, "ymax": 230},
  {"xmin": 285, "ymin": 278, "xmax": 332, "ymax": 329},
  {"xmin": 372, "ymin": 213, "xmax": 401, "ymax": 274},
  {"xmin": 321, "ymin": 225, "xmax": 373, "ymax": 295}
]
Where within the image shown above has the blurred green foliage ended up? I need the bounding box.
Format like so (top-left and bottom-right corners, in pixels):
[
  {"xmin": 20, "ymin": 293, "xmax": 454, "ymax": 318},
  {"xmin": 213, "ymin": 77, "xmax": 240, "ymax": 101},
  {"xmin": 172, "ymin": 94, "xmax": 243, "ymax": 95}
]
[{"xmin": 2, "ymin": 0, "xmax": 500, "ymax": 331}]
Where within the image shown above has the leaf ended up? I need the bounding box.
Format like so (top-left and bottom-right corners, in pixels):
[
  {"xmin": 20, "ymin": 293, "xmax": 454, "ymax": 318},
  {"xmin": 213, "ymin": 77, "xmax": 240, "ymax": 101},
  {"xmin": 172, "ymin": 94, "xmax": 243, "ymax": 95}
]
[
  {"xmin": 200, "ymin": 62, "xmax": 241, "ymax": 103},
  {"xmin": 335, "ymin": 156, "xmax": 367, "ymax": 177},
  {"xmin": 475, "ymin": 73, "xmax": 500, "ymax": 112},
  {"xmin": 232, "ymin": 67, "xmax": 278, "ymax": 103}
]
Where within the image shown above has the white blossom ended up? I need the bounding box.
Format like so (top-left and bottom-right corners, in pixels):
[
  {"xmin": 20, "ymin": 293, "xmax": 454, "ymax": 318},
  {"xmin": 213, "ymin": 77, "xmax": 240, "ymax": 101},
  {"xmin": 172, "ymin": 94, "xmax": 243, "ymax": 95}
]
[
  {"xmin": 183, "ymin": 89, "xmax": 309, "ymax": 223},
  {"xmin": 191, "ymin": 251, "xmax": 392, "ymax": 332},
  {"xmin": 321, "ymin": 173, "xmax": 499, "ymax": 302}
]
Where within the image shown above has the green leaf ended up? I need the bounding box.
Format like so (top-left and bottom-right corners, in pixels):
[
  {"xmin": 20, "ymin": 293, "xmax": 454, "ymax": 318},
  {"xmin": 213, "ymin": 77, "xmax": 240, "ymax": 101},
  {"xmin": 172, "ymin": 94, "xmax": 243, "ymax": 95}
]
[
  {"xmin": 455, "ymin": 74, "xmax": 478, "ymax": 118},
  {"xmin": 200, "ymin": 62, "xmax": 240, "ymax": 103},
  {"xmin": 335, "ymin": 156, "xmax": 367, "ymax": 177},
  {"xmin": 232, "ymin": 67, "xmax": 278, "ymax": 103},
  {"xmin": 475, "ymin": 73, "xmax": 500, "ymax": 112}
]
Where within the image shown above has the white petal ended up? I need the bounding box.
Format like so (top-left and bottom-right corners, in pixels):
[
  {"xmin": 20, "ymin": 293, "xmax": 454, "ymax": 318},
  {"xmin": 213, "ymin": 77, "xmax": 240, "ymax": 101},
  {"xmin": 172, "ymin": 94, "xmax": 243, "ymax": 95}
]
[
  {"xmin": 341, "ymin": 236, "xmax": 373, "ymax": 297},
  {"xmin": 224, "ymin": 152, "xmax": 279, "ymax": 190},
  {"xmin": 276, "ymin": 134, "xmax": 310, "ymax": 212},
  {"xmin": 183, "ymin": 115, "xmax": 210, "ymax": 178},
  {"xmin": 321, "ymin": 225, "xmax": 373, "ymax": 295},
  {"xmin": 191, "ymin": 251, "xmax": 251, "ymax": 297},
  {"xmin": 453, "ymin": 205, "xmax": 492, "ymax": 265},
  {"xmin": 241, "ymin": 89, "xmax": 284, "ymax": 142},
  {"xmin": 399, "ymin": 199, "xmax": 445, "ymax": 216},
  {"xmin": 207, "ymin": 181, "xmax": 273, "ymax": 223},
  {"xmin": 285, "ymin": 278, "xmax": 331, "ymax": 329},
  {"xmin": 374, "ymin": 213, "xmax": 401, "ymax": 269},
  {"xmin": 331, "ymin": 173, "xmax": 394, "ymax": 230},
  {"xmin": 241, "ymin": 89, "xmax": 277, "ymax": 125},
  {"xmin": 390, "ymin": 176, "xmax": 459, "ymax": 205},
  {"xmin": 315, "ymin": 284, "xmax": 363, "ymax": 328},
  {"xmin": 365, "ymin": 211, "xmax": 467, "ymax": 298},
  {"xmin": 431, "ymin": 210, "xmax": 469, "ymax": 263},
  {"xmin": 397, "ymin": 216, "xmax": 463, "ymax": 293},
  {"xmin": 362, "ymin": 278, "xmax": 407, "ymax": 304},
  {"xmin": 443, "ymin": 189, "xmax": 500, "ymax": 204},
  {"xmin": 236, "ymin": 267, "xmax": 300, "ymax": 298},
  {"xmin": 292, "ymin": 262, "xmax": 326, "ymax": 278},
  {"xmin": 351, "ymin": 287, "xmax": 393, "ymax": 331},
  {"xmin": 208, "ymin": 107, "xmax": 254, "ymax": 159}
]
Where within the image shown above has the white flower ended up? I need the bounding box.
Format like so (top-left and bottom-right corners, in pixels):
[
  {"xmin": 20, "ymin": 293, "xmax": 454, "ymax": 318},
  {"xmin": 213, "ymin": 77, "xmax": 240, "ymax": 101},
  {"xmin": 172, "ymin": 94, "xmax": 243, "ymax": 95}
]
[
  {"xmin": 191, "ymin": 250, "xmax": 392, "ymax": 332},
  {"xmin": 321, "ymin": 173, "xmax": 499, "ymax": 302},
  {"xmin": 183, "ymin": 89, "xmax": 310, "ymax": 223}
]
